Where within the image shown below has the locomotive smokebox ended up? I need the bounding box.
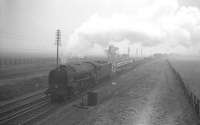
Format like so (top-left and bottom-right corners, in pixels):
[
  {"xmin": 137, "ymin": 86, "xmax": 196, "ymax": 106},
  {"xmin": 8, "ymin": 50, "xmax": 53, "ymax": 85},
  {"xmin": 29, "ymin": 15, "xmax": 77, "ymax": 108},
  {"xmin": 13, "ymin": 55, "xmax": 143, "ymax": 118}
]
[{"xmin": 87, "ymin": 91, "xmax": 98, "ymax": 106}]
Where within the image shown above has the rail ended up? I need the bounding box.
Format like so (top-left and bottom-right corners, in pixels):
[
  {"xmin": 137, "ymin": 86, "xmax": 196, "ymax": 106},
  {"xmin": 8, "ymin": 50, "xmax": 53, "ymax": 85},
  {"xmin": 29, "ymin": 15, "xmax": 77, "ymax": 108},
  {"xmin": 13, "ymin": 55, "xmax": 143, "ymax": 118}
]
[{"xmin": 0, "ymin": 89, "xmax": 50, "ymax": 125}]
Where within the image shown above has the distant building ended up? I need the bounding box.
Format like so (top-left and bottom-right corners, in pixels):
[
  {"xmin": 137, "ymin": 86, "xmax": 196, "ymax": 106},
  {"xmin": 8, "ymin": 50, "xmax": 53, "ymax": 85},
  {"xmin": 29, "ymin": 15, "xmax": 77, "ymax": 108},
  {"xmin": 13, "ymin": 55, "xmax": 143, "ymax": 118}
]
[{"xmin": 153, "ymin": 53, "xmax": 168, "ymax": 58}]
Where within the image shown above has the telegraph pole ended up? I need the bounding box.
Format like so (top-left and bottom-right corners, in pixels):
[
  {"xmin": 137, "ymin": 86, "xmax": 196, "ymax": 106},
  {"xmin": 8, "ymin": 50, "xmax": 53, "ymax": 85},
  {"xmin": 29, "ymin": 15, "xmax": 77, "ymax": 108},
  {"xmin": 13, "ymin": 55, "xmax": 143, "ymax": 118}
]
[
  {"xmin": 136, "ymin": 48, "xmax": 138, "ymax": 57},
  {"xmin": 128, "ymin": 47, "xmax": 130, "ymax": 57},
  {"xmin": 56, "ymin": 29, "xmax": 61, "ymax": 67}
]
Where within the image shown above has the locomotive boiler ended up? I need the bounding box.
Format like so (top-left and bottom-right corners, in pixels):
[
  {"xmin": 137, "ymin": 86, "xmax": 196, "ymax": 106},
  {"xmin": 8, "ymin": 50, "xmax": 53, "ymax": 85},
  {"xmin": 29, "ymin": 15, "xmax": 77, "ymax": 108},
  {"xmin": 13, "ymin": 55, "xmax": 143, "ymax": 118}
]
[{"xmin": 46, "ymin": 60, "xmax": 112, "ymax": 101}]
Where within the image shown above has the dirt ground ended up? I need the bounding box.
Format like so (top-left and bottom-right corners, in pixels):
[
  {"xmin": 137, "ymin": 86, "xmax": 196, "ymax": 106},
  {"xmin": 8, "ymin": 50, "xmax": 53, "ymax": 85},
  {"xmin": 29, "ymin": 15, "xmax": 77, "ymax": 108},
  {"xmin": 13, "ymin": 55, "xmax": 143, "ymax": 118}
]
[{"xmin": 37, "ymin": 59, "xmax": 199, "ymax": 125}]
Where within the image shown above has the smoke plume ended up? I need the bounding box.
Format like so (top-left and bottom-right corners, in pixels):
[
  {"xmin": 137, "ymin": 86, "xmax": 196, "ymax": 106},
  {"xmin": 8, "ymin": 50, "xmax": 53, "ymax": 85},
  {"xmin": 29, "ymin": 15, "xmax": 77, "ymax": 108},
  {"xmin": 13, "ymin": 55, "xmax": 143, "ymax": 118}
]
[{"xmin": 64, "ymin": 0, "xmax": 200, "ymax": 56}]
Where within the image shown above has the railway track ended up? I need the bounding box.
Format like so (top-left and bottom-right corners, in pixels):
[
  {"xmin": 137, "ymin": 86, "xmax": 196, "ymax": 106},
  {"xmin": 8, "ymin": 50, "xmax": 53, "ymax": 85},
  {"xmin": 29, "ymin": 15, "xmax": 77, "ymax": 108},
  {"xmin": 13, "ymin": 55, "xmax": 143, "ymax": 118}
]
[
  {"xmin": 0, "ymin": 89, "xmax": 51, "ymax": 125},
  {"xmin": 0, "ymin": 82, "xmax": 109, "ymax": 125},
  {"xmin": 0, "ymin": 59, "xmax": 150, "ymax": 125},
  {"xmin": 0, "ymin": 87, "xmax": 98, "ymax": 125}
]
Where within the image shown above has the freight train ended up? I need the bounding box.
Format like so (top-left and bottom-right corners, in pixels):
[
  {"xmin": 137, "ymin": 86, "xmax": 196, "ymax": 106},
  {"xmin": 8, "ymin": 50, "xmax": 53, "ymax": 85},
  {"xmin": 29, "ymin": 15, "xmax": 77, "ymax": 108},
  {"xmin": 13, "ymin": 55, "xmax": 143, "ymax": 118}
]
[{"xmin": 46, "ymin": 58, "xmax": 133, "ymax": 102}]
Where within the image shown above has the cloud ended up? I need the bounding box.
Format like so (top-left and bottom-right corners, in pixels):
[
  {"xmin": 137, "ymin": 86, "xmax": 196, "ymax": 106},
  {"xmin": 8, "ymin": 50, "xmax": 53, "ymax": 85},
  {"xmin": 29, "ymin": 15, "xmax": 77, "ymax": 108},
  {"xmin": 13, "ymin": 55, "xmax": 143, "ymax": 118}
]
[
  {"xmin": 77, "ymin": 30, "xmax": 161, "ymax": 47},
  {"xmin": 64, "ymin": 0, "xmax": 200, "ymax": 56}
]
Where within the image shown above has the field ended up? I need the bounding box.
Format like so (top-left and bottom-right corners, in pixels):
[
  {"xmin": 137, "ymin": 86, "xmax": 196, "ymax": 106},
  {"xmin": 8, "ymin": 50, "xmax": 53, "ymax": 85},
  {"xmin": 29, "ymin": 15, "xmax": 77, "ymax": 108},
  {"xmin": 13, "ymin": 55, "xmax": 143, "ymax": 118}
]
[
  {"xmin": 169, "ymin": 56, "xmax": 200, "ymax": 97},
  {"xmin": 0, "ymin": 57, "xmax": 56, "ymax": 102}
]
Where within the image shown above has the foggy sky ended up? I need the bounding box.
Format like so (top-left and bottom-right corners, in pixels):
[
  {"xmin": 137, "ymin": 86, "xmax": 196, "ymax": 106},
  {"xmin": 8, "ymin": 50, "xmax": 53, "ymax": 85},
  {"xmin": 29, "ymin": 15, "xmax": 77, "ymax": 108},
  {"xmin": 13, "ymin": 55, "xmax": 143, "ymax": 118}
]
[{"xmin": 1, "ymin": 0, "xmax": 200, "ymax": 57}]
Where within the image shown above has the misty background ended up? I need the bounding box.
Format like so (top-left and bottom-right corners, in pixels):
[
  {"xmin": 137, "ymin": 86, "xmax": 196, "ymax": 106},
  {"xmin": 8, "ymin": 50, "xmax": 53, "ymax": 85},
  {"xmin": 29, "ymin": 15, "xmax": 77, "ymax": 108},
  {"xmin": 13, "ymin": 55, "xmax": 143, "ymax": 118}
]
[{"xmin": 1, "ymin": 0, "xmax": 200, "ymax": 58}]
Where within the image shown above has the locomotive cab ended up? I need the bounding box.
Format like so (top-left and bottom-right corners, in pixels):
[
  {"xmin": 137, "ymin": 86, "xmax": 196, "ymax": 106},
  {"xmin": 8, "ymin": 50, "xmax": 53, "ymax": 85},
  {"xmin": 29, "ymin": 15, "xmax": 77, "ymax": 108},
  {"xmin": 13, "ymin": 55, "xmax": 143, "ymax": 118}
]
[{"xmin": 47, "ymin": 65, "xmax": 71, "ymax": 101}]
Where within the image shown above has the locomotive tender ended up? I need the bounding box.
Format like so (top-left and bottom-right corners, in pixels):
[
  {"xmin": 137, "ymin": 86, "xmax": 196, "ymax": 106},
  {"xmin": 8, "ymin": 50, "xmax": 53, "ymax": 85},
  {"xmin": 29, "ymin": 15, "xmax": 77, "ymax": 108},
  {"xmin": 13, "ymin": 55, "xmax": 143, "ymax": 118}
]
[{"xmin": 46, "ymin": 59, "xmax": 133, "ymax": 102}]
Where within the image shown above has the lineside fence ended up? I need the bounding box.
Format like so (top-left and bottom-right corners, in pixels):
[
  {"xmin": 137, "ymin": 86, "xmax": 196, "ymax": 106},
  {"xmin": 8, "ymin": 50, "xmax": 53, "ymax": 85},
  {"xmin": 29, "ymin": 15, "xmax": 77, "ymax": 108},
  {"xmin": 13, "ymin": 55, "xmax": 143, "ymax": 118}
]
[
  {"xmin": 167, "ymin": 60, "xmax": 200, "ymax": 116},
  {"xmin": 0, "ymin": 57, "xmax": 55, "ymax": 66}
]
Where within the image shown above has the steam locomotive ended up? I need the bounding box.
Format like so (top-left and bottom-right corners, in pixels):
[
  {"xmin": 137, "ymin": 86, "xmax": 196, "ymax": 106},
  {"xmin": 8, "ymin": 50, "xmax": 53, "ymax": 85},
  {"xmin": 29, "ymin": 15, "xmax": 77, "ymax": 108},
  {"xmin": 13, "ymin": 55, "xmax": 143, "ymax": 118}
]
[{"xmin": 46, "ymin": 58, "xmax": 133, "ymax": 102}]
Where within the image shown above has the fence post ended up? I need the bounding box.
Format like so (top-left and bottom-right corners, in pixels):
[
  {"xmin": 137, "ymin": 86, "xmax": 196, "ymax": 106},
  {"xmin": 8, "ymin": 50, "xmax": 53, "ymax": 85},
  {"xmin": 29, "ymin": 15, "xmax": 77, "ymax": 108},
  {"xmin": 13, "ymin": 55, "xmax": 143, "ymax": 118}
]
[
  {"xmin": 192, "ymin": 94, "xmax": 194, "ymax": 106},
  {"xmin": 197, "ymin": 99, "xmax": 199, "ymax": 115},
  {"xmin": 194, "ymin": 95, "xmax": 197, "ymax": 112},
  {"xmin": 0, "ymin": 59, "xmax": 2, "ymax": 67},
  {"xmin": 191, "ymin": 93, "xmax": 194, "ymax": 104}
]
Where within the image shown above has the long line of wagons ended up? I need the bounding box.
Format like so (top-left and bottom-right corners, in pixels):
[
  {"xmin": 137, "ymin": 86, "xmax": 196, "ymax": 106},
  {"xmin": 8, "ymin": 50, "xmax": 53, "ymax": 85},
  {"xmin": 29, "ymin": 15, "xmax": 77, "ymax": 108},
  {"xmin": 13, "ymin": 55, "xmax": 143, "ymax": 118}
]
[{"xmin": 46, "ymin": 58, "xmax": 134, "ymax": 102}]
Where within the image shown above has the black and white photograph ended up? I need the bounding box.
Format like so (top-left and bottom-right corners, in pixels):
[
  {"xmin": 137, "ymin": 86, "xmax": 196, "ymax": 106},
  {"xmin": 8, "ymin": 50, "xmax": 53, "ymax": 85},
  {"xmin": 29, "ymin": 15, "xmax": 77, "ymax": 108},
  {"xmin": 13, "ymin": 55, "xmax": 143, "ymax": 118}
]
[{"xmin": 0, "ymin": 0, "xmax": 200, "ymax": 124}]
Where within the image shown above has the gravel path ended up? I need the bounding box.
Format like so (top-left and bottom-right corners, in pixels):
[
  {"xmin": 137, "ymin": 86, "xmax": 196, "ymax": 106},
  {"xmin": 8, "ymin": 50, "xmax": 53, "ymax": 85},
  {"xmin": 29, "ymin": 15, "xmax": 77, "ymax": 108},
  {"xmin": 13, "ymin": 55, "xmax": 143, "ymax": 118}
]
[
  {"xmin": 135, "ymin": 60, "xmax": 199, "ymax": 125},
  {"xmin": 38, "ymin": 59, "xmax": 199, "ymax": 125}
]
